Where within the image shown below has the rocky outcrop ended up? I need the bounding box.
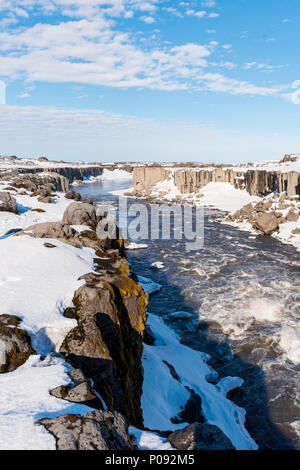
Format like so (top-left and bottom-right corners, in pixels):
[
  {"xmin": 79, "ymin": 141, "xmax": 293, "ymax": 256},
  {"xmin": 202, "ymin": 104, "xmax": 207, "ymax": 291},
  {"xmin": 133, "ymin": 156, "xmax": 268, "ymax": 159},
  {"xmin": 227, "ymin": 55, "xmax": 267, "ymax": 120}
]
[
  {"xmin": 50, "ymin": 369, "xmax": 102, "ymax": 408},
  {"xmin": 167, "ymin": 423, "xmax": 234, "ymax": 450},
  {"xmin": 38, "ymin": 410, "xmax": 134, "ymax": 450},
  {"xmin": 19, "ymin": 222, "xmax": 76, "ymax": 240},
  {"xmin": 62, "ymin": 202, "xmax": 98, "ymax": 228},
  {"xmin": 0, "ymin": 315, "xmax": 35, "ymax": 373},
  {"xmin": 132, "ymin": 166, "xmax": 300, "ymax": 198},
  {"xmin": 226, "ymin": 193, "xmax": 300, "ymax": 235},
  {"xmin": 60, "ymin": 271, "xmax": 148, "ymax": 427},
  {"xmin": 0, "ymin": 192, "xmax": 18, "ymax": 214},
  {"xmin": 10, "ymin": 172, "xmax": 69, "ymax": 194},
  {"xmin": 16, "ymin": 202, "xmax": 148, "ymax": 427}
]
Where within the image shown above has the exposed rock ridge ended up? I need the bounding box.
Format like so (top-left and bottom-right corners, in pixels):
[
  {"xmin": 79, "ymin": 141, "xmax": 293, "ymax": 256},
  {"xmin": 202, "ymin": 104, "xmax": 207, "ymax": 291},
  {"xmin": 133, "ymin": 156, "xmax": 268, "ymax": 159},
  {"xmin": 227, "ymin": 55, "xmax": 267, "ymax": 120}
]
[{"xmin": 133, "ymin": 166, "xmax": 300, "ymax": 197}]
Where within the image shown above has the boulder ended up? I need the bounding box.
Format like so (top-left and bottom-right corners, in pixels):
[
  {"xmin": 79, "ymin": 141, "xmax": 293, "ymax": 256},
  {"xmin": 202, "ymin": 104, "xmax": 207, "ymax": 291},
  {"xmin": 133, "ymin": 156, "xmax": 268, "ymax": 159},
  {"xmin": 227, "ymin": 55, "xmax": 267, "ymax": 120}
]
[
  {"xmin": 0, "ymin": 320, "xmax": 35, "ymax": 373},
  {"xmin": 63, "ymin": 202, "xmax": 98, "ymax": 228},
  {"xmin": 20, "ymin": 222, "xmax": 75, "ymax": 240},
  {"xmin": 253, "ymin": 213, "xmax": 279, "ymax": 234},
  {"xmin": 38, "ymin": 410, "xmax": 134, "ymax": 450},
  {"xmin": 65, "ymin": 190, "xmax": 81, "ymax": 201},
  {"xmin": 167, "ymin": 423, "xmax": 234, "ymax": 450},
  {"xmin": 50, "ymin": 382, "xmax": 101, "ymax": 408},
  {"xmin": 286, "ymin": 210, "xmax": 299, "ymax": 222},
  {"xmin": 0, "ymin": 192, "xmax": 18, "ymax": 214}
]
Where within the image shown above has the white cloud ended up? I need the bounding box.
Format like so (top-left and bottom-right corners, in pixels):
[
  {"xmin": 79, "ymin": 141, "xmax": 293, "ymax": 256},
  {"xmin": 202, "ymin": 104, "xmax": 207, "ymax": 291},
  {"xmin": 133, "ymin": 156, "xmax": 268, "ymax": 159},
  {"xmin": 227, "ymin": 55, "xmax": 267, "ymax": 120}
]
[
  {"xmin": 197, "ymin": 73, "xmax": 280, "ymax": 96},
  {"xmin": 140, "ymin": 15, "xmax": 155, "ymax": 24},
  {"xmin": 202, "ymin": 0, "xmax": 216, "ymax": 7},
  {"xmin": 17, "ymin": 92, "xmax": 30, "ymax": 98},
  {"xmin": 186, "ymin": 9, "xmax": 207, "ymax": 18},
  {"xmin": 0, "ymin": 0, "xmax": 291, "ymax": 100},
  {"xmin": 0, "ymin": 104, "xmax": 291, "ymax": 162}
]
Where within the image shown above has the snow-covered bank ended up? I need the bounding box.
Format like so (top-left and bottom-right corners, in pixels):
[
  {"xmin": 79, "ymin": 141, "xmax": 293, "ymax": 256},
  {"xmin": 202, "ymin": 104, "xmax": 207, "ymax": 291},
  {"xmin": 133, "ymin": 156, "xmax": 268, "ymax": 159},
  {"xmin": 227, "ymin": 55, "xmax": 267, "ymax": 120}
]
[
  {"xmin": 150, "ymin": 177, "xmax": 260, "ymax": 214},
  {"xmin": 141, "ymin": 314, "xmax": 257, "ymax": 450},
  {"xmin": 0, "ymin": 356, "xmax": 93, "ymax": 450},
  {"xmin": 224, "ymin": 192, "xmax": 300, "ymax": 252},
  {"xmin": 99, "ymin": 168, "xmax": 133, "ymax": 181},
  {"xmin": 0, "ymin": 231, "xmax": 98, "ymax": 449},
  {"xmin": 138, "ymin": 279, "xmax": 257, "ymax": 450}
]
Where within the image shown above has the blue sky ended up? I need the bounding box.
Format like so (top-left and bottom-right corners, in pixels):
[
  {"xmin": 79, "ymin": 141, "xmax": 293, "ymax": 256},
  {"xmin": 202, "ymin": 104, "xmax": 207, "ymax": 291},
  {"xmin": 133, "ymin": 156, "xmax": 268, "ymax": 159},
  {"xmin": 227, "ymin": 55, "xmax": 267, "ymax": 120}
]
[{"xmin": 0, "ymin": 0, "xmax": 300, "ymax": 163}]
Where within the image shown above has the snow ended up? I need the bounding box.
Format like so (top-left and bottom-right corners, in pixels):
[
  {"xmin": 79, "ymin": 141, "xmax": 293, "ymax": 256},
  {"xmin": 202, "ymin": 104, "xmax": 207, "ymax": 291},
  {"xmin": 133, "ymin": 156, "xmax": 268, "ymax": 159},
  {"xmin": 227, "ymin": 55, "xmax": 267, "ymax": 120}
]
[
  {"xmin": 150, "ymin": 177, "xmax": 259, "ymax": 214},
  {"xmin": 142, "ymin": 313, "xmax": 258, "ymax": 450},
  {"xmin": 0, "ymin": 184, "xmax": 71, "ymax": 238},
  {"xmin": 151, "ymin": 261, "xmax": 165, "ymax": 269},
  {"xmin": 0, "ymin": 231, "xmax": 97, "ymax": 449},
  {"xmin": 126, "ymin": 242, "xmax": 148, "ymax": 250},
  {"xmin": 138, "ymin": 276, "xmax": 162, "ymax": 295},
  {"xmin": 272, "ymin": 220, "xmax": 300, "ymax": 252},
  {"xmin": 0, "ymin": 236, "xmax": 95, "ymax": 335},
  {"xmin": 195, "ymin": 182, "xmax": 260, "ymax": 213},
  {"xmin": 0, "ymin": 356, "xmax": 94, "ymax": 450},
  {"xmin": 99, "ymin": 169, "xmax": 133, "ymax": 181},
  {"xmin": 152, "ymin": 176, "xmax": 181, "ymax": 200},
  {"xmin": 129, "ymin": 427, "xmax": 174, "ymax": 450},
  {"xmin": 109, "ymin": 186, "xmax": 134, "ymax": 197}
]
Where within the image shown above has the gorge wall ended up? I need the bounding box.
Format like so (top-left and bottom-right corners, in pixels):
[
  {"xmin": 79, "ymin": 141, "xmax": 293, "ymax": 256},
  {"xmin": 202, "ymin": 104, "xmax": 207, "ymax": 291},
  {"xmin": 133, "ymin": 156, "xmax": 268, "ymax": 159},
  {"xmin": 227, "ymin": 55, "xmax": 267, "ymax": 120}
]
[{"xmin": 133, "ymin": 166, "xmax": 300, "ymax": 198}]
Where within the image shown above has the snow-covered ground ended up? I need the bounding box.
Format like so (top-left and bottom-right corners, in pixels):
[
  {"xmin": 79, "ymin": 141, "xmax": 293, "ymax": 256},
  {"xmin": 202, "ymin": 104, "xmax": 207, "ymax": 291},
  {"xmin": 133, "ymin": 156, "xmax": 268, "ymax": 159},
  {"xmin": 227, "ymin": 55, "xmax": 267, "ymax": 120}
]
[
  {"xmin": 0, "ymin": 233, "xmax": 99, "ymax": 449},
  {"xmin": 151, "ymin": 177, "xmax": 260, "ymax": 214}
]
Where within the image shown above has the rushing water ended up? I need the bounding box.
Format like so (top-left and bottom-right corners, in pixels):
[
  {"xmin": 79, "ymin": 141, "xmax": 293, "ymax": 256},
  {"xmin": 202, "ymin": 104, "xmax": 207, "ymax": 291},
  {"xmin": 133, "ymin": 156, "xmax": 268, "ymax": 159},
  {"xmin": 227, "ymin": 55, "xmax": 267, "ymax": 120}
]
[{"xmin": 75, "ymin": 179, "xmax": 300, "ymax": 450}]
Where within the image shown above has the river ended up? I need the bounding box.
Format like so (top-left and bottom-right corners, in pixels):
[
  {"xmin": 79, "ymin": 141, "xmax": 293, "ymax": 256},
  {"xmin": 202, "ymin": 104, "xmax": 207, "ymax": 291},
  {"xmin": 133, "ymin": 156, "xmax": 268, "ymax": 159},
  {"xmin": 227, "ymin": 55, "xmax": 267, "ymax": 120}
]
[{"xmin": 75, "ymin": 178, "xmax": 300, "ymax": 450}]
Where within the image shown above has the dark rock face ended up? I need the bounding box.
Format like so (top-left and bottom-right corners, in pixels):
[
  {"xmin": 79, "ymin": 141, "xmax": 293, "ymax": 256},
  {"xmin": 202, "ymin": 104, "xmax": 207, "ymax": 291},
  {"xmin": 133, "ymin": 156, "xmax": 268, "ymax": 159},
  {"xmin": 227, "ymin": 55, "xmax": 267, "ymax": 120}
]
[
  {"xmin": 62, "ymin": 202, "xmax": 99, "ymax": 228},
  {"xmin": 0, "ymin": 192, "xmax": 18, "ymax": 214},
  {"xmin": 143, "ymin": 325, "xmax": 156, "ymax": 345},
  {"xmin": 0, "ymin": 317, "xmax": 35, "ymax": 373},
  {"xmin": 38, "ymin": 410, "xmax": 134, "ymax": 450},
  {"xmin": 167, "ymin": 423, "xmax": 234, "ymax": 450},
  {"xmin": 180, "ymin": 393, "xmax": 204, "ymax": 424},
  {"xmin": 60, "ymin": 272, "xmax": 148, "ymax": 427},
  {"xmin": 10, "ymin": 172, "xmax": 69, "ymax": 194}
]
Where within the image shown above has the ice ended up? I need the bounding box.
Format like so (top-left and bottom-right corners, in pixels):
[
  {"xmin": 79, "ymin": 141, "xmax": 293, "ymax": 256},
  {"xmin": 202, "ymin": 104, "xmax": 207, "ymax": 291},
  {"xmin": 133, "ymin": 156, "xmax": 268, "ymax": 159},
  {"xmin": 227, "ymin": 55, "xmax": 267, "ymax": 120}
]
[
  {"xmin": 142, "ymin": 313, "xmax": 258, "ymax": 450},
  {"xmin": 138, "ymin": 276, "xmax": 162, "ymax": 295},
  {"xmin": 168, "ymin": 311, "xmax": 192, "ymax": 320},
  {"xmin": 151, "ymin": 261, "xmax": 165, "ymax": 269},
  {"xmin": 126, "ymin": 242, "xmax": 148, "ymax": 250},
  {"xmin": 129, "ymin": 427, "xmax": 174, "ymax": 450}
]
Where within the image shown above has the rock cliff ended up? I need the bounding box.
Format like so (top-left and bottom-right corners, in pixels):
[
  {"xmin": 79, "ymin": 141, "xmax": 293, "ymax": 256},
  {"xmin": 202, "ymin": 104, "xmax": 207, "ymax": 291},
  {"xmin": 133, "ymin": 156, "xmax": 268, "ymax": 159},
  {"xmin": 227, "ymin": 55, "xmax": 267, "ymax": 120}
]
[{"xmin": 132, "ymin": 166, "xmax": 300, "ymax": 198}]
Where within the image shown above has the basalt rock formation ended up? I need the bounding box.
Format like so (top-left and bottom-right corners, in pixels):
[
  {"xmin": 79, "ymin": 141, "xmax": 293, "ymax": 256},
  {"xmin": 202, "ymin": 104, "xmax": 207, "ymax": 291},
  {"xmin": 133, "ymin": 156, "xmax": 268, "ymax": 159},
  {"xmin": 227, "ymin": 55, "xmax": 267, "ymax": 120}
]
[
  {"xmin": 132, "ymin": 166, "xmax": 300, "ymax": 198},
  {"xmin": 60, "ymin": 270, "xmax": 148, "ymax": 427}
]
